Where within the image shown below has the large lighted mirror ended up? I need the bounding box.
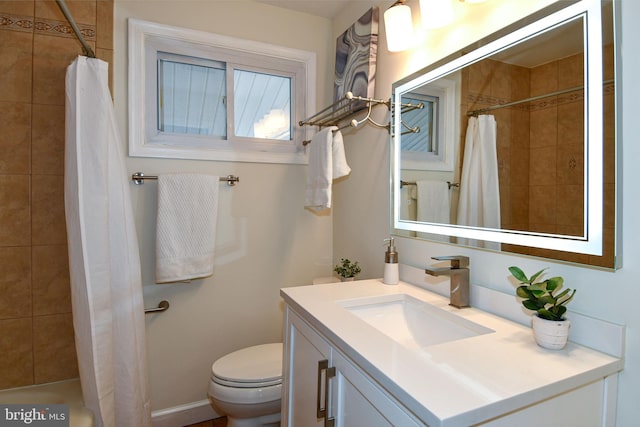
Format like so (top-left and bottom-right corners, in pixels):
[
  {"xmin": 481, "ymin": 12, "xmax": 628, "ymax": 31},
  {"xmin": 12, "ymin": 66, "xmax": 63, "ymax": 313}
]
[{"xmin": 391, "ymin": 0, "xmax": 619, "ymax": 269}]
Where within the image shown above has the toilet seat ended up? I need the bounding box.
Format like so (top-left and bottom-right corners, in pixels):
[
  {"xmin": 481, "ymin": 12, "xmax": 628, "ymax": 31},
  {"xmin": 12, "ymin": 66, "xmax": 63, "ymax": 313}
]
[{"xmin": 211, "ymin": 343, "xmax": 283, "ymax": 389}]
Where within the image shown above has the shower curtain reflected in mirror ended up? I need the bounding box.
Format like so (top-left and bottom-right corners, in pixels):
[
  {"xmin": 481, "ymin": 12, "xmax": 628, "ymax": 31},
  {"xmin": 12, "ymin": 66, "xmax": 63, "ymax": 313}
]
[
  {"xmin": 456, "ymin": 115, "xmax": 501, "ymax": 250},
  {"xmin": 64, "ymin": 56, "xmax": 151, "ymax": 427}
]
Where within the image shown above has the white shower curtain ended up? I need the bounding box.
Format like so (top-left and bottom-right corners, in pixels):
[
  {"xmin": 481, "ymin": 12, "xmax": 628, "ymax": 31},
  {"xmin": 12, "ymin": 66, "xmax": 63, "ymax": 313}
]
[
  {"xmin": 456, "ymin": 115, "xmax": 501, "ymax": 250},
  {"xmin": 64, "ymin": 56, "xmax": 151, "ymax": 427}
]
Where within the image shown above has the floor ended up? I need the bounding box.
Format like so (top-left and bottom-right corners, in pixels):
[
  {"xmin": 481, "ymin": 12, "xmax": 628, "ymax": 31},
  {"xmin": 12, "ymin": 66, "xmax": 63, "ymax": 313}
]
[{"xmin": 184, "ymin": 417, "xmax": 227, "ymax": 427}]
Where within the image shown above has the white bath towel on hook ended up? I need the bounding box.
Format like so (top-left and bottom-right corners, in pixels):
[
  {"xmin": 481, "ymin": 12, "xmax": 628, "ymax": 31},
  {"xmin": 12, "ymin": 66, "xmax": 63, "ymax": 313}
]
[{"xmin": 156, "ymin": 173, "xmax": 219, "ymax": 283}]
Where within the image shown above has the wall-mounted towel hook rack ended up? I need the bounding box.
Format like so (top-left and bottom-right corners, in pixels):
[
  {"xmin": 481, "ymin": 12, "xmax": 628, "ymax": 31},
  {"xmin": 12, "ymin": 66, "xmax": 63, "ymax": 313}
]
[
  {"xmin": 299, "ymin": 92, "xmax": 423, "ymax": 145},
  {"xmin": 132, "ymin": 172, "xmax": 240, "ymax": 186},
  {"xmin": 144, "ymin": 300, "xmax": 170, "ymax": 314}
]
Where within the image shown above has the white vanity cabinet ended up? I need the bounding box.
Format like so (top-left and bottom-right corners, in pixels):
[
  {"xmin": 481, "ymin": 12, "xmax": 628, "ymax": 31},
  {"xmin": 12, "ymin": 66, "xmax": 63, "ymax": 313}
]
[
  {"xmin": 283, "ymin": 306, "xmax": 422, "ymax": 427},
  {"xmin": 281, "ymin": 280, "xmax": 623, "ymax": 427}
]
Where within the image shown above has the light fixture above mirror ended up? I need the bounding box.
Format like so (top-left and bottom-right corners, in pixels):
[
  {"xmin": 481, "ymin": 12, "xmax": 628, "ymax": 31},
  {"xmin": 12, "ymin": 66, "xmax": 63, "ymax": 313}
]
[
  {"xmin": 384, "ymin": 0, "xmax": 414, "ymax": 52},
  {"xmin": 385, "ymin": 0, "xmax": 490, "ymax": 52}
]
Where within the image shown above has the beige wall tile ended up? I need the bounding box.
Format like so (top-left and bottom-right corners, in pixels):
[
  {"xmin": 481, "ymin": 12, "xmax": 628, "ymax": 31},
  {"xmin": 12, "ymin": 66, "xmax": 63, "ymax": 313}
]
[
  {"xmin": 529, "ymin": 185, "xmax": 557, "ymax": 225},
  {"xmin": 32, "ymin": 245, "xmax": 70, "ymax": 316},
  {"xmin": 493, "ymin": 108, "xmax": 511, "ymax": 149},
  {"xmin": 31, "ymin": 174, "xmax": 66, "ymax": 245},
  {"xmin": 558, "ymin": 52, "xmax": 584, "ymax": 89},
  {"xmin": 467, "ymin": 60, "xmax": 492, "ymax": 95},
  {"xmin": 510, "ymin": 109, "xmax": 530, "ymax": 148},
  {"xmin": 529, "ymin": 107, "xmax": 557, "ymax": 148},
  {"xmin": 31, "ymin": 104, "xmax": 64, "ymax": 175},
  {"xmin": 0, "ymin": 30, "xmax": 33, "ymax": 103},
  {"xmin": 510, "ymin": 147, "xmax": 530, "ymax": 187},
  {"xmin": 555, "ymin": 184, "xmax": 584, "ymax": 227},
  {"xmin": 0, "ymin": 246, "xmax": 31, "ymax": 319},
  {"xmin": 0, "ymin": 174, "xmax": 30, "ymax": 246},
  {"xmin": 529, "ymin": 146, "xmax": 556, "ymax": 186},
  {"xmin": 35, "ymin": 0, "xmax": 95, "ymax": 25},
  {"xmin": 510, "ymin": 185, "xmax": 529, "ymax": 225},
  {"xmin": 557, "ymin": 100, "xmax": 583, "ymax": 146},
  {"xmin": 510, "ymin": 65, "xmax": 530, "ymax": 100},
  {"xmin": 0, "ymin": 1, "xmax": 35, "ymax": 16},
  {"xmin": 0, "ymin": 101, "xmax": 31, "ymax": 174},
  {"xmin": 491, "ymin": 60, "xmax": 511, "ymax": 100},
  {"xmin": 33, "ymin": 33, "xmax": 90, "ymax": 106},
  {"xmin": 530, "ymin": 61, "xmax": 558, "ymax": 96},
  {"xmin": 556, "ymin": 143, "xmax": 584, "ymax": 186},
  {"xmin": 0, "ymin": 317, "xmax": 34, "ymax": 388},
  {"xmin": 33, "ymin": 313, "xmax": 78, "ymax": 383},
  {"xmin": 0, "ymin": 0, "xmax": 100, "ymax": 390}
]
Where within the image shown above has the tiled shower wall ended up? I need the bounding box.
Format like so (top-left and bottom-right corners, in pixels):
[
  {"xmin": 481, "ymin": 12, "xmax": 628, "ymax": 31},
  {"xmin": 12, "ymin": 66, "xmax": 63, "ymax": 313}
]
[
  {"xmin": 459, "ymin": 45, "xmax": 615, "ymax": 267},
  {"xmin": 0, "ymin": 0, "xmax": 113, "ymax": 389}
]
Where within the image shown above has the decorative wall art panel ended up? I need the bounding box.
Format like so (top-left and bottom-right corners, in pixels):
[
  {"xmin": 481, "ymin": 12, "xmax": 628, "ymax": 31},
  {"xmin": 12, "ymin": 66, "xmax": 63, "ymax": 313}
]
[{"xmin": 334, "ymin": 7, "xmax": 379, "ymax": 108}]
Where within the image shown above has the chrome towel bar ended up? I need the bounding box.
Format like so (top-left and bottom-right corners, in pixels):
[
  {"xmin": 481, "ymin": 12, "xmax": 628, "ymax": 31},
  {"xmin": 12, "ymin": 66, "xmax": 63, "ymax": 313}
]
[
  {"xmin": 132, "ymin": 172, "xmax": 240, "ymax": 186},
  {"xmin": 400, "ymin": 180, "xmax": 459, "ymax": 190}
]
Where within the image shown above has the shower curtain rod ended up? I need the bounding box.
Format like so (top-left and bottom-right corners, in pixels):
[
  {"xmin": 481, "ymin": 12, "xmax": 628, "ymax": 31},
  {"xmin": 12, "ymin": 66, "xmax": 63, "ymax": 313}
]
[
  {"xmin": 466, "ymin": 79, "xmax": 614, "ymax": 117},
  {"xmin": 55, "ymin": 0, "xmax": 96, "ymax": 58}
]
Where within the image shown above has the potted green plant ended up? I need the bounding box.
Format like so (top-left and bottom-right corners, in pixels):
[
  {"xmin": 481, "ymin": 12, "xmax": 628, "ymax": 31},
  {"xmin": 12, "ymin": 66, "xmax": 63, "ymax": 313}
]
[
  {"xmin": 334, "ymin": 258, "xmax": 361, "ymax": 282},
  {"xmin": 509, "ymin": 266, "xmax": 576, "ymax": 350}
]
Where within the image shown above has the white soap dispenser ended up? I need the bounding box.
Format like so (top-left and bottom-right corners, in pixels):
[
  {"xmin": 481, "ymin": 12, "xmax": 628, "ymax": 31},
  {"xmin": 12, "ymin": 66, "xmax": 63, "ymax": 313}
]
[{"xmin": 383, "ymin": 237, "xmax": 399, "ymax": 285}]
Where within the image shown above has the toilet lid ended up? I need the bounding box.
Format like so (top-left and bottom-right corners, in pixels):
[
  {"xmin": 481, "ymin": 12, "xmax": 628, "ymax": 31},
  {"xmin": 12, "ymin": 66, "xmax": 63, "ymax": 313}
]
[{"xmin": 212, "ymin": 343, "xmax": 283, "ymax": 387}]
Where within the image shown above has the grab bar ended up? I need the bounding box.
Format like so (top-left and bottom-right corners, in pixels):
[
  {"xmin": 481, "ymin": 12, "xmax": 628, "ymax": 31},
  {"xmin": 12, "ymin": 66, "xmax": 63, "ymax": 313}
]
[
  {"xmin": 144, "ymin": 300, "xmax": 170, "ymax": 314},
  {"xmin": 132, "ymin": 172, "xmax": 240, "ymax": 186}
]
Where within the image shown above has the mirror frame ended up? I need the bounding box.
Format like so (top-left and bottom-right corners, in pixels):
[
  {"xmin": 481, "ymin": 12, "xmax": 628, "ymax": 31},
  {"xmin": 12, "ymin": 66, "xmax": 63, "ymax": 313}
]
[{"xmin": 391, "ymin": 0, "xmax": 605, "ymax": 255}]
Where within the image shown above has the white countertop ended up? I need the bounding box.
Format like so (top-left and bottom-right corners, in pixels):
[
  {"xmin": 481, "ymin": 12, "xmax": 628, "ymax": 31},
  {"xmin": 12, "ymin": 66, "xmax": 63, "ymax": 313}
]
[{"xmin": 280, "ymin": 279, "xmax": 623, "ymax": 427}]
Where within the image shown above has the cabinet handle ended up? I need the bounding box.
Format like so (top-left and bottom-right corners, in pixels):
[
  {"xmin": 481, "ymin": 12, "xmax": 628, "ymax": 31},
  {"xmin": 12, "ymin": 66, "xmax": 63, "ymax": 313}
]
[{"xmin": 316, "ymin": 359, "xmax": 336, "ymax": 427}]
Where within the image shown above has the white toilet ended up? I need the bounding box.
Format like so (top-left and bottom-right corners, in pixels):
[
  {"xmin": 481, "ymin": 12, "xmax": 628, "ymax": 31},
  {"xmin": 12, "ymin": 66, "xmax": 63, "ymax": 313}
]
[{"xmin": 207, "ymin": 343, "xmax": 283, "ymax": 427}]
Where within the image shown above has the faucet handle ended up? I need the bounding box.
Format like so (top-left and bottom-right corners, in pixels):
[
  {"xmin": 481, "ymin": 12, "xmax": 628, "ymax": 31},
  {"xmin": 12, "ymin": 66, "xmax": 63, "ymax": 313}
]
[{"xmin": 431, "ymin": 255, "xmax": 469, "ymax": 269}]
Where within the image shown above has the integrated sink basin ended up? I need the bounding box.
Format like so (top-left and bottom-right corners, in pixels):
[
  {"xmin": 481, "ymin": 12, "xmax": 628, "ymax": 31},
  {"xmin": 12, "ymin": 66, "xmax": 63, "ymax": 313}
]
[{"xmin": 339, "ymin": 293, "xmax": 494, "ymax": 349}]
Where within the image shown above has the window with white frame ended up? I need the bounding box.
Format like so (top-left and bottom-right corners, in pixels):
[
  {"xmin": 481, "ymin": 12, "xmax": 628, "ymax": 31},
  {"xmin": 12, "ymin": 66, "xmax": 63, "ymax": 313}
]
[{"xmin": 128, "ymin": 19, "xmax": 316, "ymax": 164}]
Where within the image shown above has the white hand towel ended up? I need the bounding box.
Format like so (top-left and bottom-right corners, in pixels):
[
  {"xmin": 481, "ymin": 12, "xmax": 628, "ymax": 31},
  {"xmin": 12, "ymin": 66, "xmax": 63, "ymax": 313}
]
[
  {"xmin": 304, "ymin": 126, "xmax": 351, "ymax": 210},
  {"xmin": 415, "ymin": 180, "xmax": 451, "ymax": 242},
  {"xmin": 155, "ymin": 173, "xmax": 219, "ymax": 283},
  {"xmin": 331, "ymin": 130, "xmax": 351, "ymax": 179}
]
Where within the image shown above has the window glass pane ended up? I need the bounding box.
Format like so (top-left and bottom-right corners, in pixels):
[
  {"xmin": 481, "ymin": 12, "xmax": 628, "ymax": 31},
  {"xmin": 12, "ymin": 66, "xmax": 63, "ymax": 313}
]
[
  {"xmin": 159, "ymin": 58, "xmax": 227, "ymax": 137},
  {"xmin": 401, "ymin": 95, "xmax": 437, "ymax": 153},
  {"xmin": 233, "ymin": 69, "xmax": 292, "ymax": 140}
]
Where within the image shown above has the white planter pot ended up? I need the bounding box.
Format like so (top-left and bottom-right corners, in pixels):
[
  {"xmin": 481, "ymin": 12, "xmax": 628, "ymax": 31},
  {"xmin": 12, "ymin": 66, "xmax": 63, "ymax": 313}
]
[{"xmin": 531, "ymin": 315, "xmax": 571, "ymax": 350}]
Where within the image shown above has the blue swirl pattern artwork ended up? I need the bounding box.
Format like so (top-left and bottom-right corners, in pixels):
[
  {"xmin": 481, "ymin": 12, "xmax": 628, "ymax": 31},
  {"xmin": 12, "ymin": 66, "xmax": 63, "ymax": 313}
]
[{"xmin": 334, "ymin": 7, "xmax": 379, "ymax": 108}]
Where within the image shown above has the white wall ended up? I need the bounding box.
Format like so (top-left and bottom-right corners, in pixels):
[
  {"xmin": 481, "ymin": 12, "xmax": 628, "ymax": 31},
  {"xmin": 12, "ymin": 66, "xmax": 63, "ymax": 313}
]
[
  {"xmin": 333, "ymin": 0, "xmax": 640, "ymax": 424},
  {"xmin": 113, "ymin": 0, "xmax": 335, "ymax": 415},
  {"xmin": 112, "ymin": 0, "xmax": 640, "ymax": 423}
]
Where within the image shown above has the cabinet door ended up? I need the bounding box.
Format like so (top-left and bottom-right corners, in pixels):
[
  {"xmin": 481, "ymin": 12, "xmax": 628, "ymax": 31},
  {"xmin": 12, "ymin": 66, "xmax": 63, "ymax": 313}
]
[
  {"xmin": 331, "ymin": 351, "xmax": 423, "ymax": 427},
  {"xmin": 283, "ymin": 308, "xmax": 332, "ymax": 427}
]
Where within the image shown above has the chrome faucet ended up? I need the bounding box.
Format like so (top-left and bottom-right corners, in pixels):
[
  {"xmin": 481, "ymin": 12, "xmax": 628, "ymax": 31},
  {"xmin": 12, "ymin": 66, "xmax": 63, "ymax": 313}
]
[{"xmin": 425, "ymin": 256, "xmax": 470, "ymax": 308}]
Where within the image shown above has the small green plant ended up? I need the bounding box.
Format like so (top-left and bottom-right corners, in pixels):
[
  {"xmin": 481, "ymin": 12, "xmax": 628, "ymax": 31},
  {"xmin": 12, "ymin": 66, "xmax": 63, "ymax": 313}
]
[
  {"xmin": 334, "ymin": 258, "xmax": 361, "ymax": 279},
  {"xmin": 509, "ymin": 266, "xmax": 576, "ymax": 321}
]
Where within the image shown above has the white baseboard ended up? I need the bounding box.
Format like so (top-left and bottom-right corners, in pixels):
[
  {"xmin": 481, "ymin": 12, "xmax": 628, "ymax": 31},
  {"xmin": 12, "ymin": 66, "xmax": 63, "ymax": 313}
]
[{"xmin": 151, "ymin": 399, "xmax": 220, "ymax": 427}]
